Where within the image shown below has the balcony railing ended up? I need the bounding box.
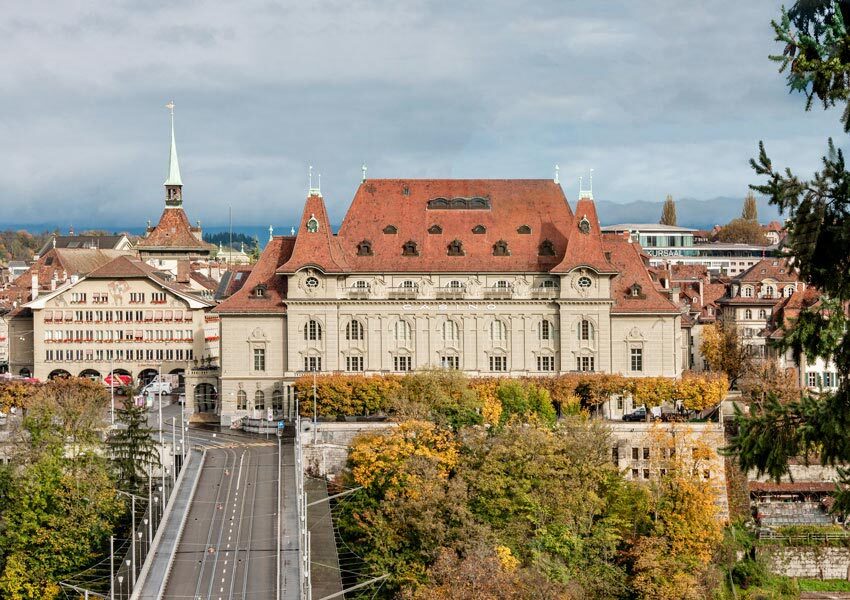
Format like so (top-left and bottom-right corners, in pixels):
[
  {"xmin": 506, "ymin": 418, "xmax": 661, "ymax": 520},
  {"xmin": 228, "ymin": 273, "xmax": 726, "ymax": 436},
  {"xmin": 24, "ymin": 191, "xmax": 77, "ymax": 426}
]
[
  {"xmin": 531, "ymin": 287, "xmax": 559, "ymax": 299},
  {"xmin": 435, "ymin": 286, "xmax": 466, "ymax": 299},
  {"xmin": 483, "ymin": 285, "xmax": 514, "ymax": 299},
  {"xmin": 346, "ymin": 286, "xmax": 372, "ymax": 299},
  {"xmin": 388, "ymin": 285, "xmax": 419, "ymax": 299}
]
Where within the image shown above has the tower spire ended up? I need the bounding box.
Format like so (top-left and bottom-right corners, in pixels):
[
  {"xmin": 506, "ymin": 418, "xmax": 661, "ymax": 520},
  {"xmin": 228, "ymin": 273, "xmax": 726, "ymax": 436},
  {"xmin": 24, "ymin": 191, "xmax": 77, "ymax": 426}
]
[{"xmin": 164, "ymin": 100, "xmax": 183, "ymax": 207}]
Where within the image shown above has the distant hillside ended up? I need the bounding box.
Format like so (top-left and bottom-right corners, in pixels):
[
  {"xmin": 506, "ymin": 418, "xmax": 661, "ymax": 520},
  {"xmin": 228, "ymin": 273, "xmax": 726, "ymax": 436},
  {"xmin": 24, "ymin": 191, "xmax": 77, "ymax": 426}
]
[{"xmin": 595, "ymin": 196, "xmax": 784, "ymax": 229}]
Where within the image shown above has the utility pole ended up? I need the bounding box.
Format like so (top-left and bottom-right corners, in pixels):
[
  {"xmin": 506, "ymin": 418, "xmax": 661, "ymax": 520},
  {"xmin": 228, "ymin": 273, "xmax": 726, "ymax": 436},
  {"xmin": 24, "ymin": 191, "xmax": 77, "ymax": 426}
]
[
  {"xmin": 110, "ymin": 535, "xmax": 115, "ymax": 600},
  {"xmin": 171, "ymin": 417, "xmax": 176, "ymax": 484},
  {"xmin": 312, "ymin": 369, "xmax": 317, "ymax": 444},
  {"xmin": 110, "ymin": 356, "xmax": 115, "ymax": 426}
]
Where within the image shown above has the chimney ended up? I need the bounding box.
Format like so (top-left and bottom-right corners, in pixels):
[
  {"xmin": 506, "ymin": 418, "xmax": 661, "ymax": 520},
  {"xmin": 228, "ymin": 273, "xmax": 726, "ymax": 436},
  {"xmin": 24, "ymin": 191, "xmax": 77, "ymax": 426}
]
[
  {"xmin": 31, "ymin": 273, "xmax": 38, "ymax": 301},
  {"xmin": 672, "ymin": 285, "xmax": 680, "ymax": 306}
]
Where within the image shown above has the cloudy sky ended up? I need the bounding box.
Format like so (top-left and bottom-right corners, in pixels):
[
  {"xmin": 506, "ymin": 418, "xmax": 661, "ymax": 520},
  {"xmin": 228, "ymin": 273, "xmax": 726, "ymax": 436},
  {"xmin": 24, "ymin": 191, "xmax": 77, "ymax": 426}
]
[{"xmin": 0, "ymin": 1, "xmax": 842, "ymax": 229}]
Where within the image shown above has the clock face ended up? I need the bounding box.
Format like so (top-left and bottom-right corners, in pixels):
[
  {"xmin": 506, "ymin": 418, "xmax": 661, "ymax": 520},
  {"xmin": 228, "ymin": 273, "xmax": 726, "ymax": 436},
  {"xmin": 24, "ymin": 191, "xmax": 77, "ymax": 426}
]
[
  {"xmin": 578, "ymin": 276, "xmax": 592, "ymax": 289},
  {"xmin": 305, "ymin": 277, "xmax": 319, "ymax": 288}
]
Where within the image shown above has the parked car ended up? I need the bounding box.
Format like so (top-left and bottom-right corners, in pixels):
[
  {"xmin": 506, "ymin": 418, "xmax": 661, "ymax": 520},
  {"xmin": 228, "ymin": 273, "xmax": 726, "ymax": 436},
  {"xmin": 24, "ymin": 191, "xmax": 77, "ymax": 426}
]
[{"xmin": 622, "ymin": 406, "xmax": 662, "ymax": 422}]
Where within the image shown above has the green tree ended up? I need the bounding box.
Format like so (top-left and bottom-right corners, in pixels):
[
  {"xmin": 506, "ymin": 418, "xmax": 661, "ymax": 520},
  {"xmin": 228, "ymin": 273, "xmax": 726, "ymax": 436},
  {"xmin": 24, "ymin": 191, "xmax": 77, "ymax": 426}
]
[
  {"xmin": 496, "ymin": 381, "xmax": 557, "ymax": 426},
  {"xmin": 730, "ymin": 1, "xmax": 850, "ymax": 507},
  {"xmin": 390, "ymin": 370, "xmax": 483, "ymax": 429},
  {"xmin": 742, "ymin": 191, "xmax": 758, "ymax": 221},
  {"xmin": 107, "ymin": 401, "xmax": 161, "ymax": 494},
  {"xmin": 659, "ymin": 194, "xmax": 677, "ymax": 226},
  {"xmin": 0, "ymin": 432, "xmax": 122, "ymax": 598}
]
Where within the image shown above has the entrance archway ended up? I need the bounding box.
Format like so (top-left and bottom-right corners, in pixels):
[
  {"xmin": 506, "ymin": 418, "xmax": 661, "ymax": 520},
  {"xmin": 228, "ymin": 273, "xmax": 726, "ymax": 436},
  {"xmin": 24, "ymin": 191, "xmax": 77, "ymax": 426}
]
[
  {"xmin": 169, "ymin": 368, "xmax": 185, "ymax": 388},
  {"xmin": 194, "ymin": 384, "xmax": 218, "ymax": 413},
  {"xmin": 79, "ymin": 369, "xmax": 101, "ymax": 381},
  {"xmin": 19, "ymin": 368, "xmax": 31, "ymax": 378},
  {"xmin": 138, "ymin": 369, "xmax": 159, "ymax": 386},
  {"xmin": 48, "ymin": 369, "xmax": 72, "ymax": 380}
]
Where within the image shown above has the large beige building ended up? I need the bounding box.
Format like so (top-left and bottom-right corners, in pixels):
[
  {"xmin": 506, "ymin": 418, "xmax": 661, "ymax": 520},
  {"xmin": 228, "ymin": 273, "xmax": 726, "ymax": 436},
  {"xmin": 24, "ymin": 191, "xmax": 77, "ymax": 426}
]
[
  {"xmin": 12, "ymin": 255, "xmax": 215, "ymax": 385},
  {"xmin": 205, "ymin": 179, "xmax": 683, "ymax": 425}
]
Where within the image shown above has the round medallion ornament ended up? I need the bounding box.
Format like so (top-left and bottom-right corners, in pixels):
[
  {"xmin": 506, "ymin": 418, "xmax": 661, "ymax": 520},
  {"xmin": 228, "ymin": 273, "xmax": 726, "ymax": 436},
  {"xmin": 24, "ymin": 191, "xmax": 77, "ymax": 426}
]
[
  {"xmin": 578, "ymin": 216, "xmax": 591, "ymax": 234},
  {"xmin": 305, "ymin": 277, "xmax": 319, "ymax": 288},
  {"xmin": 577, "ymin": 276, "xmax": 592, "ymax": 289}
]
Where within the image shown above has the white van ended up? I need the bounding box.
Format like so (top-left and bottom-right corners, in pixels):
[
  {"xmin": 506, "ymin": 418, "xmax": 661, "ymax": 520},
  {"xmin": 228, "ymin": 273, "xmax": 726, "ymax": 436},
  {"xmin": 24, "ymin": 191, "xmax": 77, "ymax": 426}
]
[{"xmin": 141, "ymin": 380, "xmax": 173, "ymax": 396}]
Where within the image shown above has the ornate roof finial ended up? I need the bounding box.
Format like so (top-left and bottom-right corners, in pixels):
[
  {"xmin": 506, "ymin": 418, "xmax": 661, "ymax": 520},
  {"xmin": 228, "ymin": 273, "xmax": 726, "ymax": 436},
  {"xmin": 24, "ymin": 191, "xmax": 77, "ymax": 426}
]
[
  {"xmin": 290, "ymin": 226, "xmax": 296, "ymax": 236},
  {"xmin": 268, "ymin": 225, "xmax": 274, "ymax": 241},
  {"xmin": 362, "ymin": 163, "xmax": 367, "ymax": 183},
  {"xmin": 308, "ymin": 165, "xmax": 321, "ymax": 196},
  {"xmin": 554, "ymin": 164, "xmax": 560, "ymax": 184},
  {"xmin": 308, "ymin": 165, "xmax": 313, "ymax": 190},
  {"xmin": 579, "ymin": 170, "xmax": 594, "ymax": 200}
]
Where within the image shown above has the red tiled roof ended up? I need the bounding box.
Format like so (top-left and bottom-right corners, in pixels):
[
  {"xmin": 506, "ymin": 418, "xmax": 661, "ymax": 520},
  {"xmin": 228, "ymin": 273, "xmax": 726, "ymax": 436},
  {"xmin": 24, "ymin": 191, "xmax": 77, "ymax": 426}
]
[
  {"xmin": 136, "ymin": 208, "xmax": 212, "ymax": 251},
  {"xmin": 215, "ymin": 237, "xmax": 295, "ymax": 313},
  {"xmin": 189, "ymin": 270, "xmax": 218, "ymax": 291},
  {"xmin": 277, "ymin": 194, "xmax": 349, "ymax": 273},
  {"xmin": 86, "ymin": 255, "xmax": 159, "ymax": 278},
  {"xmin": 552, "ymin": 197, "xmax": 616, "ymax": 274},
  {"xmin": 670, "ymin": 264, "xmax": 709, "ymax": 281},
  {"xmin": 602, "ymin": 233, "xmax": 679, "ymax": 313},
  {"xmin": 287, "ymin": 179, "xmax": 576, "ymax": 273},
  {"xmin": 749, "ymin": 481, "xmax": 837, "ymax": 494},
  {"xmin": 736, "ymin": 258, "xmax": 798, "ymax": 284}
]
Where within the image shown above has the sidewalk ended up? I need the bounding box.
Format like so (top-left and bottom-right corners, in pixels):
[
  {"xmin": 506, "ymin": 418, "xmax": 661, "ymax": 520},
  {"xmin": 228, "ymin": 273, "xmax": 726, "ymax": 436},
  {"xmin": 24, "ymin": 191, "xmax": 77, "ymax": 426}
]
[{"xmin": 132, "ymin": 447, "xmax": 205, "ymax": 600}]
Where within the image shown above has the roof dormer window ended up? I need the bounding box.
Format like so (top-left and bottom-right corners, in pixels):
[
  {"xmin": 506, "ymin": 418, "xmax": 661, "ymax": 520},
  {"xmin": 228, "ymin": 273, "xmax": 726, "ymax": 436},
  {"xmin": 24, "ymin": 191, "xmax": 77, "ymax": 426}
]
[
  {"xmin": 428, "ymin": 224, "xmax": 443, "ymax": 234},
  {"xmin": 253, "ymin": 285, "xmax": 267, "ymax": 298},
  {"xmin": 493, "ymin": 240, "xmax": 510, "ymax": 256},
  {"xmin": 402, "ymin": 241, "xmax": 419, "ymax": 256},
  {"xmin": 356, "ymin": 240, "xmax": 373, "ymax": 256},
  {"xmin": 472, "ymin": 225, "xmax": 486, "ymax": 234},
  {"xmin": 447, "ymin": 240, "xmax": 465, "ymax": 256},
  {"xmin": 383, "ymin": 225, "xmax": 398, "ymax": 234},
  {"xmin": 629, "ymin": 283, "xmax": 644, "ymax": 298},
  {"xmin": 517, "ymin": 225, "xmax": 532, "ymax": 234},
  {"xmin": 306, "ymin": 214, "xmax": 319, "ymax": 233},
  {"xmin": 538, "ymin": 240, "xmax": 555, "ymax": 256}
]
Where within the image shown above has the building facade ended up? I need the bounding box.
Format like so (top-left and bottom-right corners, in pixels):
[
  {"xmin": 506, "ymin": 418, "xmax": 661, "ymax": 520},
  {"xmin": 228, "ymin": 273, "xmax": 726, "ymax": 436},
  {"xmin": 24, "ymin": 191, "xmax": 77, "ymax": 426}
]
[{"xmin": 208, "ymin": 179, "xmax": 683, "ymax": 425}]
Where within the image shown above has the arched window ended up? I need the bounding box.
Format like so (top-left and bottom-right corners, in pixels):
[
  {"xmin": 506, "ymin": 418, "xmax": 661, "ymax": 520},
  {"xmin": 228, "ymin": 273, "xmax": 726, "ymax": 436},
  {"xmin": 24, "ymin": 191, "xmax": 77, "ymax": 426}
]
[
  {"xmin": 442, "ymin": 319, "xmax": 459, "ymax": 342},
  {"xmin": 745, "ymin": 309, "xmax": 753, "ymax": 319},
  {"xmin": 428, "ymin": 224, "xmax": 442, "ymax": 234},
  {"xmin": 383, "ymin": 225, "xmax": 398, "ymax": 234},
  {"xmin": 784, "ymin": 285, "xmax": 795, "ymax": 297},
  {"xmin": 402, "ymin": 241, "xmax": 419, "ymax": 256},
  {"xmin": 254, "ymin": 390, "xmax": 265, "ymax": 411},
  {"xmin": 758, "ymin": 309, "xmax": 767, "ymax": 319},
  {"xmin": 517, "ymin": 225, "xmax": 532, "ymax": 234},
  {"xmin": 237, "ymin": 390, "xmax": 247, "ymax": 410},
  {"xmin": 447, "ymin": 240, "xmax": 464, "ymax": 256},
  {"xmin": 578, "ymin": 319, "xmax": 594, "ymax": 341},
  {"xmin": 395, "ymin": 320, "xmax": 412, "ymax": 342},
  {"xmin": 540, "ymin": 319, "xmax": 552, "ymax": 341},
  {"xmin": 272, "ymin": 389, "xmax": 283, "ymax": 412},
  {"xmin": 538, "ymin": 240, "xmax": 555, "ymax": 256},
  {"xmin": 304, "ymin": 319, "xmax": 322, "ymax": 341},
  {"xmin": 194, "ymin": 384, "xmax": 218, "ymax": 413},
  {"xmin": 346, "ymin": 320, "xmax": 364, "ymax": 341},
  {"xmin": 353, "ymin": 280, "xmax": 370, "ymax": 291},
  {"xmin": 472, "ymin": 225, "xmax": 486, "ymax": 234},
  {"xmin": 542, "ymin": 279, "xmax": 558, "ymax": 289},
  {"xmin": 493, "ymin": 240, "xmax": 510, "ymax": 256},
  {"xmin": 742, "ymin": 286, "xmax": 753, "ymax": 298},
  {"xmin": 401, "ymin": 280, "xmax": 417, "ymax": 290},
  {"xmin": 490, "ymin": 319, "xmax": 507, "ymax": 342},
  {"xmin": 764, "ymin": 285, "xmax": 775, "ymax": 298},
  {"xmin": 356, "ymin": 240, "xmax": 373, "ymax": 256}
]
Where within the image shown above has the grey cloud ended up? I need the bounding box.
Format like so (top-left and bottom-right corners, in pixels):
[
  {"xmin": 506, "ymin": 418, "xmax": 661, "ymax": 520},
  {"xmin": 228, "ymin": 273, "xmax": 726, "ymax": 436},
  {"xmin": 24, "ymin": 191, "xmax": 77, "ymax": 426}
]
[{"xmin": 0, "ymin": 0, "xmax": 842, "ymax": 228}]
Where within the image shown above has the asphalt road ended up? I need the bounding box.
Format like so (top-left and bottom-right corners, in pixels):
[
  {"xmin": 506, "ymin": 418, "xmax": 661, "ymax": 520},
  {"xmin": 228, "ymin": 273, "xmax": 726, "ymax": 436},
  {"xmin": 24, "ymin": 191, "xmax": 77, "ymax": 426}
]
[{"xmin": 161, "ymin": 439, "xmax": 282, "ymax": 599}]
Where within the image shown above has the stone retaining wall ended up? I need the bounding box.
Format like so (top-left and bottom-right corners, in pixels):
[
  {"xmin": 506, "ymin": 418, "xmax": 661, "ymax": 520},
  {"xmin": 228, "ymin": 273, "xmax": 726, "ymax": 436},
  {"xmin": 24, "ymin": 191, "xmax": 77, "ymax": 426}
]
[
  {"xmin": 301, "ymin": 421, "xmax": 396, "ymax": 479},
  {"xmin": 760, "ymin": 546, "xmax": 850, "ymax": 579}
]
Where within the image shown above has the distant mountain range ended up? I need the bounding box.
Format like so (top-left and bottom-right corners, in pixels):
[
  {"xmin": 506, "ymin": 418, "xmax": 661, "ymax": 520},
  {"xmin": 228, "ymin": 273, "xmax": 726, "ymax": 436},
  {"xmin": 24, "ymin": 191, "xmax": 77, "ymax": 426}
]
[
  {"xmin": 595, "ymin": 196, "xmax": 784, "ymax": 229},
  {"xmin": 1, "ymin": 196, "xmax": 785, "ymax": 246}
]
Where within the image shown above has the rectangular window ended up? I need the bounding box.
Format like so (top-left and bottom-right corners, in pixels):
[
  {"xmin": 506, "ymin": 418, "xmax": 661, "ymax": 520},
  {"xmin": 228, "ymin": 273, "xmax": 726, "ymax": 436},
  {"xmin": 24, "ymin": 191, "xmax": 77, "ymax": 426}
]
[
  {"xmin": 630, "ymin": 348, "xmax": 643, "ymax": 372},
  {"xmin": 304, "ymin": 356, "xmax": 322, "ymax": 372},
  {"xmin": 253, "ymin": 348, "xmax": 266, "ymax": 371},
  {"xmin": 489, "ymin": 356, "xmax": 508, "ymax": 372},
  {"xmin": 576, "ymin": 356, "xmax": 595, "ymax": 372},
  {"xmin": 394, "ymin": 356, "xmax": 412, "ymax": 372},
  {"xmin": 611, "ymin": 446, "xmax": 619, "ymax": 462},
  {"xmin": 441, "ymin": 355, "xmax": 459, "ymax": 370},
  {"xmin": 346, "ymin": 356, "xmax": 364, "ymax": 372},
  {"xmin": 631, "ymin": 447, "xmax": 638, "ymax": 460},
  {"xmin": 617, "ymin": 397, "xmax": 624, "ymax": 410},
  {"xmin": 155, "ymin": 349, "xmax": 164, "ymax": 361},
  {"xmin": 643, "ymin": 447, "xmax": 650, "ymax": 460},
  {"xmin": 643, "ymin": 469, "xmax": 650, "ymax": 480},
  {"xmin": 130, "ymin": 293, "xmax": 144, "ymax": 304},
  {"xmin": 151, "ymin": 292, "xmax": 166, "ymax": 304},
  {"xmin": 537, "ymin": 356, "xmax": 555, "ymax": 372},
  {"xmin": 807, "ymin": 372, "xmax": 818, "ymax": 387},
  {"xmin": 71, "ymin": 292, "xmax": 87, "ymax": 304},
  {"xmin": 631, "ymin": 468, "xmax": 639, "ymax": 479}
]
